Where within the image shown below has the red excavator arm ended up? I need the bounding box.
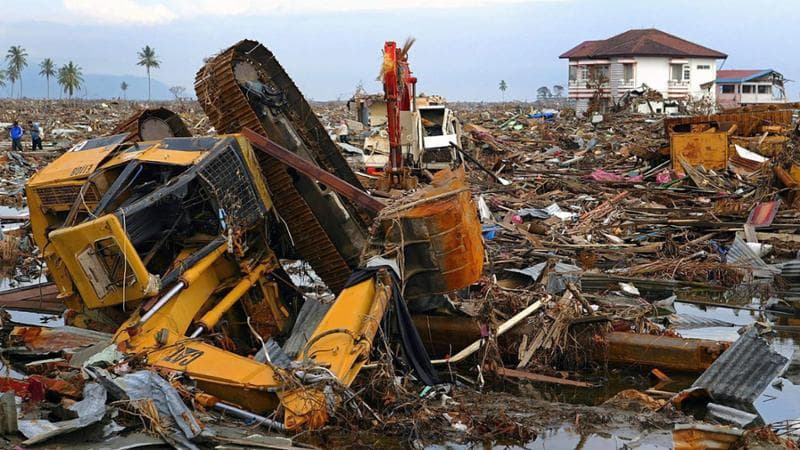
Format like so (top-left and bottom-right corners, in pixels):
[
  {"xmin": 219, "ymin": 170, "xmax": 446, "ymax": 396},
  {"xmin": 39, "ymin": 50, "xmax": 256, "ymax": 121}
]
[{"xmin": 382, "ymin": 39, "xmax": 417, "ymax": 189}]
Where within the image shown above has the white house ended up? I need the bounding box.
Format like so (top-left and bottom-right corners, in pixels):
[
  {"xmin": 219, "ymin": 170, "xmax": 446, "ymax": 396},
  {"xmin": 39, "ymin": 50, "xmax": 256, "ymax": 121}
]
[{"xmin": 559, "ymin": 29, "xmax": 727, "ymax": 114}]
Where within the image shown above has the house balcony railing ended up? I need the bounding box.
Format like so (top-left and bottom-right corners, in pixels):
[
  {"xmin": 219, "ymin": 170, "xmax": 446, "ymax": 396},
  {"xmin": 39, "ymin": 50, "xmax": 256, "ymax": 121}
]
[
  {"xmin": 668, "ymin": 80, "xmax": 690, "ymax": 89},
  {"xmin": 617, "ymin": 80, "xmax": 636, "ymax": 89},
  {"xmin": 568, "ymin": 79, "xmax": 610, "ymax": 88}
]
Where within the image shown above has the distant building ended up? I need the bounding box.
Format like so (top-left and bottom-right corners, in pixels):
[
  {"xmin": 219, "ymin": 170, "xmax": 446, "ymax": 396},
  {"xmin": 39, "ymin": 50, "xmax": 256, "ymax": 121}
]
[
  {"xmin": 703, "ymin": 69, "xmax": 788, "ymax": 109},
  {"xmin": 560, "ymin": 28, "xmax": 727, "ymax": 114}
]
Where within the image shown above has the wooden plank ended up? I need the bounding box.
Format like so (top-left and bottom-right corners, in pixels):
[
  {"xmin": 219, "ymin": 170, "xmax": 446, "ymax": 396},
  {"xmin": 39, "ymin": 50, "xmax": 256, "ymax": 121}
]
[{"xmin": 495, "ymin": 366, "xmax": 595, "ymax": 388}]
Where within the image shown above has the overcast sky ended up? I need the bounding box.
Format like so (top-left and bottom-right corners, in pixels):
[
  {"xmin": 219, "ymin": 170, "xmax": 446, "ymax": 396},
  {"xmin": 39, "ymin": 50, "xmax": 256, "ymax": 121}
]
[{"xmin": 0, "ymin": 0, "xmax": 797, "ymax": 101}]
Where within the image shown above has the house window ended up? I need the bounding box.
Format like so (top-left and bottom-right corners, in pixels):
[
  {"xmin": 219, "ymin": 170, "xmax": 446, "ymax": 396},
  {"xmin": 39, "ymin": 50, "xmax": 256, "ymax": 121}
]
[
  {"xmin": 588, "ymin": 65, "xmax": 609, "ymax": 82},
  {"xmin": 696, "ymin": 64, "xmax": 711, "ymax": 70},
  {"xmin": 579, "ymin": 65, "xmax": 589, "ymax": 81},
  {"xmin": 758, "ymin": 85, "xmax": 772, "ymax": 94},
  {"xmin": 623, "ymin": 63, "xmax": 634, "ymax": 83},
  {"xmin": 670, "ymin": 64, "xmax": 689, "ymax": 82},
  {"xmin": 720, "ymin": 84, "xmax": 735, "ymax": 94},
  {"xmin": 671, "ymin": 64, "xmax": 681, "ymax": 81},
  {"xmin": 742, "ymin": 84, "xmax": 755, "ymax": 94},
  {"xmin": 569, "ymin": 65, "xmax": 577, "ymax": 81}
]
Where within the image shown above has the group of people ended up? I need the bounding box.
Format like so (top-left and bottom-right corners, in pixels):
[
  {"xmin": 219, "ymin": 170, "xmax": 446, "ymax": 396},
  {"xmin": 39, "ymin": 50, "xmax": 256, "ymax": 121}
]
[{"xmin": 9, "ymin": 120, "xmax": 43, "ymax": 151}]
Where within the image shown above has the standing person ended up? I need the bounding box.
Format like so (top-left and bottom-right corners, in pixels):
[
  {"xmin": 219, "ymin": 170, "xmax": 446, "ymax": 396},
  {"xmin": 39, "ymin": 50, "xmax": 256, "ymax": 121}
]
[
  {"xmin": 28, "ymin": 121, "xmax": 42, "ymax": 150},
  {"xmin": 9, "ymin": 121, "xmax": 23, "ymax": 152},
  {"xmin": 337, "ymin": 121, "xmax": 349, "ymax": 143}
]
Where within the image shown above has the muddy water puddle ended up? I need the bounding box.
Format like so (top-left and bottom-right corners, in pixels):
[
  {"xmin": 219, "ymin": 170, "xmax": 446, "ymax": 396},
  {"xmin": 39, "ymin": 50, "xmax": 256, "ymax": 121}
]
[{"xmin": 473, "ymin": 293, "xmax": 800, "ymax": 449}]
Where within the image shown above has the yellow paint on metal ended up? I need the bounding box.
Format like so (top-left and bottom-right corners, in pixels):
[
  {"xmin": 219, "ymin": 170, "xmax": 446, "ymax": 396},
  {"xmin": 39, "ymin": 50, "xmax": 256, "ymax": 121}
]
[
  {"xmin": 196, "ymin": 258, "xmax": 275, "ymax": 331},
  {"xmin": 235, "ymin": 135, "xmax": 273, "ymax": 211},
  {"xmin": 670, "ymin": 132, "xmax": 729, "ymax": 174},
  {"xmin": 145, "ymin": 337, "xmax": 282, "ymax": 413},
  {"xmin": 281, "ymin": 272, "xmax": 391, "ymax": 429},
  {"xmin": 48, "ymin": 214, "xmax": 156, "ymax": 309},
  {"xmin": 27, "ymin": 146, "xmax": 116, "ymax": 187}
]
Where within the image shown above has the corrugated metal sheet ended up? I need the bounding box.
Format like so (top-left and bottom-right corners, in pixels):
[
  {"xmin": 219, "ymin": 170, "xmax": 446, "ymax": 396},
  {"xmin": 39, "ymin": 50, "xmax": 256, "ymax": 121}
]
[
  {"xmin": 706, "ymin": 402, "xmax": 758, "ymax": 428},
  {"xmin": 781, "ymin": 260, "xmax": 800, "ymax": 280},
  {"xmin": 727, "ymin": 237, "xmax": 780, "ymax": 278},
  {"xmin": 665, "ymin": 314, "xmax": 734, "ymax": 330},
  {"xmin": 505, "ymin": 262, "xmax": 582, "ymax": 294},
  {"xmin": 281, "ymin": 297, "xmax": 331, "ymax": 358},
  {"xmin": 692, "ymin": 327, "xmax": 788, "ymax": 405}
]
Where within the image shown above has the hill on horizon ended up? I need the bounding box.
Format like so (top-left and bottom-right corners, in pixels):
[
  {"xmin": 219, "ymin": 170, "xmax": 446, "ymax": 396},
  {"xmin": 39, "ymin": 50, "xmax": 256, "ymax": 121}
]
[{"xmin": 2, "ymin": 62, "xmax": 181, "ymax": 101}]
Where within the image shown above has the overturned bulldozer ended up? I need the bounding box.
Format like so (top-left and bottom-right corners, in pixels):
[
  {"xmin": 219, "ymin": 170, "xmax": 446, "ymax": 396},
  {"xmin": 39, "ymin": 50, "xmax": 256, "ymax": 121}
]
[{"xmin": 25, "ymin": 40, "xmax": 484, "ymax": 430}]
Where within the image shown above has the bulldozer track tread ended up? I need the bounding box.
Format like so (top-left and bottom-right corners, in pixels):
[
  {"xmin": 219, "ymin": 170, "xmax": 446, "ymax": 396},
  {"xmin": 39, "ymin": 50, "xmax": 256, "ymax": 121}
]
[{"xmin": 196, "ymin": 42, "xmax": 354, "ymax": 292}]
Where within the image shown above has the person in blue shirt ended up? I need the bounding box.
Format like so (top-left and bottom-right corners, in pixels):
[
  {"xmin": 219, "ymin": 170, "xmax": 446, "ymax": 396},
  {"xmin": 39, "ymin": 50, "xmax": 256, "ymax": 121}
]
[
  {"xmin": 28, "ymin": 121, "xmax": 42, "ymax": 150},
  {"xmin": 9, "ymin": 121, "xmax": 23, "ymax": 152}
]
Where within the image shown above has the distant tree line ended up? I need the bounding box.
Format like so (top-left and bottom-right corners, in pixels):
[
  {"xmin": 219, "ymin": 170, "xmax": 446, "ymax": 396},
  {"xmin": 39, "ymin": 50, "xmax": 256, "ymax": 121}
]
[
  {"xmin": 496, "ymin": 80, "xmax": 568, "ymax": 103},
  {"xmin": 0, "ymin": 44, "xmax": 181, "ymax": 102},
  {"xmin": 537, "ymin": 85, "xmax": 564, "ymax": 99}
]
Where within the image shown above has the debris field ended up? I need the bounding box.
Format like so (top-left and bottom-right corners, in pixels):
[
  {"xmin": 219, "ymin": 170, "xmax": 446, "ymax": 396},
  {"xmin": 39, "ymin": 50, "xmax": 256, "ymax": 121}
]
[{"xmin": 1, "ymin": 40, "xmax": 800, "ymax": 450}]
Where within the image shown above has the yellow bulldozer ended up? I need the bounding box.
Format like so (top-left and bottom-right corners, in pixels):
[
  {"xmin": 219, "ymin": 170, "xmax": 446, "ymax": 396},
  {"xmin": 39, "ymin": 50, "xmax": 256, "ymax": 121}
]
[{"xmin": 24, "ymin": 40, "xmax": 484, "ymax": 430}]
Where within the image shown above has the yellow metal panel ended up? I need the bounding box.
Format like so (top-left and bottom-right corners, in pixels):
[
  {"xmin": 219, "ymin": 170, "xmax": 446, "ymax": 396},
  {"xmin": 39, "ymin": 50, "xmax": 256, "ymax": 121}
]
[
  {"xmin": 135, "ymin": 148, "xmax": 206, "ymax": 166},
  {"xmin": 235, "ymin": 136, "xmax": 273, "ymax": 210},
  {"xmin": 100, "ymin": 142, "xmax": 154, "ymax": 167},
  {"xmin": 145, "ymin": 339, "xmax": 281, "ymax": 412},
  {"xmin": 283, "ymin": 273, "xmax": 391, "ymax": 429},
  {"xmin": 115, "ymin": 266, "xmax": 221, "ymax": 350},
  {"xmin": 27, "ymin": 146, "xmax": 116, "ymax": 187},
  {"xmin": 670, "ymin": 132, "xmax": 729, "ymax": 174},
  {"xmin": 49, "ymin": 214, "xmax": 155, "ymax": 309}
]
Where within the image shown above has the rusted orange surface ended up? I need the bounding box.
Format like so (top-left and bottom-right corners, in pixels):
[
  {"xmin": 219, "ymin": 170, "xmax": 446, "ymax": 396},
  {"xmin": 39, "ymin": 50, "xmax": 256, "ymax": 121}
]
[
  {"xmin": 11, "ymin": 326, "xmax": 110, "ymax": 354},
  {"xmin": 670, "ymin": 132, "xmax": 729, "ymax": 174},
  {"xmin": 607, "ymin": 332, "xmax": 729, "ymax": 373},
  {"xmin": 387, "ymin": 166, "xmax": 484, "ymax": 296}
]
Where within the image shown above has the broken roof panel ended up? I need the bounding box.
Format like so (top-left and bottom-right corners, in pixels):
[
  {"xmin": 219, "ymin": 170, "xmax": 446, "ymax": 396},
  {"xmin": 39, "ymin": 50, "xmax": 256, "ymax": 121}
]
[
  {"xmin": 560, "ymin": 28, "xmax": 727, "ymax": 59},
  {"xmin": 692, "ymin": 327, "xmax": 788, "ymax": 406},
  {"xmin": 716, "ymin": 69, "xmax": 779, "ymax": 83}
]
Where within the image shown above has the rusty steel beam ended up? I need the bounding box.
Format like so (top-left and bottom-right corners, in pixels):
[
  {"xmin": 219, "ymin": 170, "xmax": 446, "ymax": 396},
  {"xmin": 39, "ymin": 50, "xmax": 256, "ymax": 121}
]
[
  {"xmin": 606, "ymin": 332, "xmax": 729, "ymax": 373},
  {"xmin": 242, "ymin": 127, "xmax": 385, "ymax": 213},
  {"xmin": 0, "ymin": 283, "xmax": 63, "ymax": 314},
  {"xmin": 413, "ymin": 316, "xmax": 728, "ymax": 373}
]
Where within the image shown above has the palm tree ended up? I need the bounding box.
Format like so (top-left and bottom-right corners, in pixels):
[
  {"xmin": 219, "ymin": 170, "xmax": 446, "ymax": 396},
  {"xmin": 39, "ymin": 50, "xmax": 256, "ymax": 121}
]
[
  {"xmin": 0, "ymin": 70, "xmax": 6, "ymax": 94},
  {"xmin": 120, "ymin": 81, "xmax": 129, "ymax": 100},
  {"xmin": 6, "ymin": 46, "xmax": 28, "ymax": 98},
  {"xmin": 6, "ymin": 68, "xmax": 17, "ymax": 97},
  {"xmin": 499, "ymin": 79, "xmax": 507, "ymax": 103},
  {"xmin": 57, "ymin": 61, "xmax": 83, "ymax": 100},
  {"xmin": 137, "ymin": 45, "xmax": 160, "ymax": 102},
  {"xmin": 39, "ymin": 58, "xmax": 56, "ymax": 99}
]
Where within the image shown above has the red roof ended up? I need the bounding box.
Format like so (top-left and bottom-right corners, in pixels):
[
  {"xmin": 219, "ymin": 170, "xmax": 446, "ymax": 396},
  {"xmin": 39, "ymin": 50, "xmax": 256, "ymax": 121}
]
[
  {"xmin": 716, "ymin": 70, "xmax": 768, "ymax": 81},
  {"xmin": 560, "ymin": 29, "xmax": 727, "ymax": 59}
]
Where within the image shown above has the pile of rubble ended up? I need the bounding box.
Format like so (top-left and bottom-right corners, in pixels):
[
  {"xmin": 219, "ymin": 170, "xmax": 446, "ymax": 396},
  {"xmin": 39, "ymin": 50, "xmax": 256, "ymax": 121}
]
[{"xmin": 2, "ymin": 81, "xmax": 800, "ymax": 447}]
